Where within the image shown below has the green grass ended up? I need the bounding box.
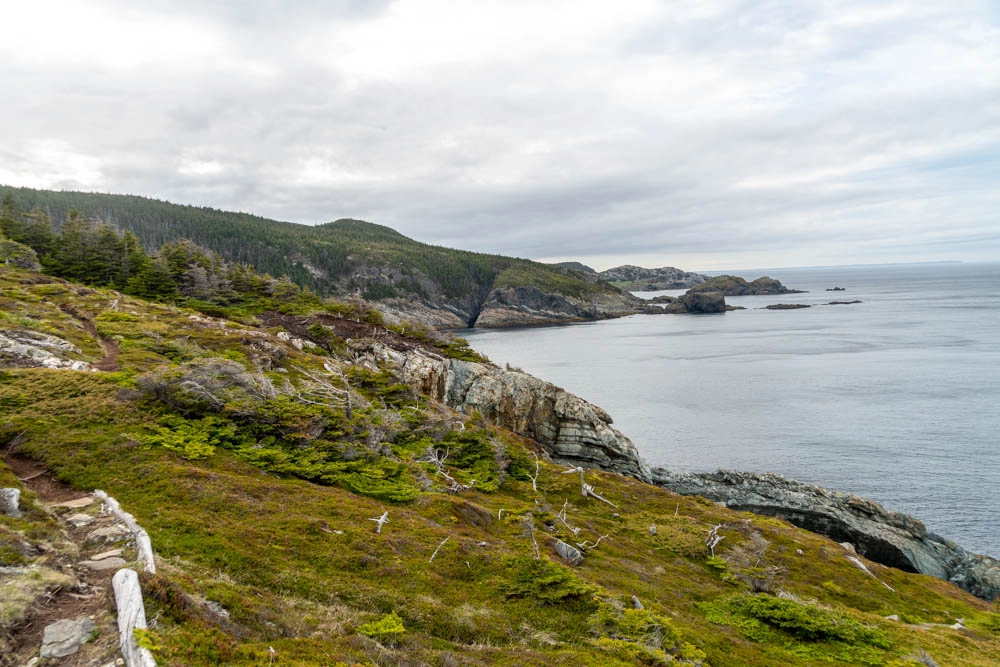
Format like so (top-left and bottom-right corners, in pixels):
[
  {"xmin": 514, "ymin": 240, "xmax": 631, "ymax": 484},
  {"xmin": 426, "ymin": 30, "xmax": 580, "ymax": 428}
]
[{"xmin": 1, "ymin": 266, "xmax": 999, "ymax": 666}]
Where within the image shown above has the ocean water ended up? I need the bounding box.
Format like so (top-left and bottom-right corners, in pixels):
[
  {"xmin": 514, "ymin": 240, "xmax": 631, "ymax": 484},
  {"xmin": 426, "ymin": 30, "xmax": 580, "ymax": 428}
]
[{"xmin": 463, "ymin": 263, "xmax": 1000, "ymax": 557}]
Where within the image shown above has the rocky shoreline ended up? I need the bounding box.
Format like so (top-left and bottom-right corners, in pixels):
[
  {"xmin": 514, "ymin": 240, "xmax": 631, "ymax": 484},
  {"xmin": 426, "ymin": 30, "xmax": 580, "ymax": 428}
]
[{"xmin": 368, "ymin": 338, "xmax": 1000, "ymax": 601}]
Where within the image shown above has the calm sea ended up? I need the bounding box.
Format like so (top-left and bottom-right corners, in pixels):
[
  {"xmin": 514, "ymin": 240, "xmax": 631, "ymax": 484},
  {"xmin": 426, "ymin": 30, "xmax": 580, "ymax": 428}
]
[{"xmin": 463, "ymin": 263, "xmax": 1000, "ymax": 557}]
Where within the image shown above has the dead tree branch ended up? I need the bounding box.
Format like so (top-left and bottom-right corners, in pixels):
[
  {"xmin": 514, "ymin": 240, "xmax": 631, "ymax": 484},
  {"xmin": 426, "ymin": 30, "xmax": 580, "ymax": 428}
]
[
  {"xmin": 429, "ymin": 536, "xmax": 450, "ymax": 563},
  {"xmin": 369, "ymin": 511, "xmax": 389, "ymax": 534},
  {"xmin": 706, "ymin": 524, "xmax": 724, "ymax": 557}
]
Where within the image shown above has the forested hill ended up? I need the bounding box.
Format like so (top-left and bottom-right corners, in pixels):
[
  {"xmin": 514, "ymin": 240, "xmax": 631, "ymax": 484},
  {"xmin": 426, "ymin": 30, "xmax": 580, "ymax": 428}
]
[{"xmin": 2, "ymin": 186, "xmax": 634, "ymax": 328}]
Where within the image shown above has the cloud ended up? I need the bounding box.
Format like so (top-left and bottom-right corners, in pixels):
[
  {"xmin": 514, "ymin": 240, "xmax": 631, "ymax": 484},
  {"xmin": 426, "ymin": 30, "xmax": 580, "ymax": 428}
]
[{"xmin": 0, "ymin": 0, "xmax": 997, "ymax": 270}]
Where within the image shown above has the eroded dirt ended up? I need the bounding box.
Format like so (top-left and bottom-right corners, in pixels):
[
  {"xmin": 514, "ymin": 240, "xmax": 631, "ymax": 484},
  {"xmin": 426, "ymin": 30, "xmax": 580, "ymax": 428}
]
[{"xmin": 3, "ymin": 455, "xmax": 126, "ymax": 666}]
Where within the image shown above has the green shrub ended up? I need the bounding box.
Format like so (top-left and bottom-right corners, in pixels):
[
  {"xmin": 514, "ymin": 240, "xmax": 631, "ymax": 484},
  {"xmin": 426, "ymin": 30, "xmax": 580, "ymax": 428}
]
[{"xmin": 358, "ymin": 611, "xmax": 405, "ymax": 644}]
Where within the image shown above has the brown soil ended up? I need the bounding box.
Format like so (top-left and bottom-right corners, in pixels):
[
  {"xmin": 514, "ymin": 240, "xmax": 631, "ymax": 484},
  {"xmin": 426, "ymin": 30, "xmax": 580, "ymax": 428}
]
[
  {"xmin": 57, "ymin": 304, "xmax": 120, "ymax": 372},
  {"xmin": 3, "ymin": 455, "xmax": 126, "ymax": 666}
]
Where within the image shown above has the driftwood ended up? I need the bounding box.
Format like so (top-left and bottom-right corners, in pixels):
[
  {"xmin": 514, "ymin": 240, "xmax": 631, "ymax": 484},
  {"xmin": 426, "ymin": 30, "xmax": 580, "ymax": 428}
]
[
  {"xmin": 94, "ymin": 491, "xmax": 155, "ymax": 573},
  {"xmin": 112, "ymin": 568, "xmax": 157, "ymax": 667}
]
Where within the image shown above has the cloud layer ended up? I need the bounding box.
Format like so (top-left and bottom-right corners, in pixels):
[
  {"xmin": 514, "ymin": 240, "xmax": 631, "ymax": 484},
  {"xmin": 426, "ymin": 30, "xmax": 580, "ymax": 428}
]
[{"xmin": 2, "ymin": 0, "xmax": 997, "ymax": 269}]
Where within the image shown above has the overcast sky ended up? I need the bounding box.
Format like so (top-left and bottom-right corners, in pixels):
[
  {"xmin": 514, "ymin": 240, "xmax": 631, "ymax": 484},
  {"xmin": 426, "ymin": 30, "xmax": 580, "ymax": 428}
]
[{"xmin": 1, "ymin": 1, "xmax": 997, "ymax": 271}]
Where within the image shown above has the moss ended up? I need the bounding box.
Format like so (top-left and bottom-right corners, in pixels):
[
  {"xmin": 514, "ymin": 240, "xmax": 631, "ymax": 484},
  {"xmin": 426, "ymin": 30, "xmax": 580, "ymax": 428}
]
[{"xmin": 2, "ymin": 267, "xmax": 1000, "ymax": 666}]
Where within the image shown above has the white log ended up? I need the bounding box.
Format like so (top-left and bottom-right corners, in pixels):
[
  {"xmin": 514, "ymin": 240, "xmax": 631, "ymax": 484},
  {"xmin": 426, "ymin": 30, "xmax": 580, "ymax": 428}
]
[
  {"xmin": 94, "ymin": 491, "xmax": 155, "ymax": 573},
  {"xmin": 112, "ymin": 569, "xmax": 157, "ymax": 667}
]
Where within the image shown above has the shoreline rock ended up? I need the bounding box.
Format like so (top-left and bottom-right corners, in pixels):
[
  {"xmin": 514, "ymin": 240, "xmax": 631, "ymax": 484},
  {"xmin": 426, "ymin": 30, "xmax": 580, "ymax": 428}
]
[
  {"xmin": 651, "ymin": 468, "xmax": 1000, "ymax": 600},
  {"xmin": 689, "ymin": 275, "xmax": 805, "ymax": 296}
]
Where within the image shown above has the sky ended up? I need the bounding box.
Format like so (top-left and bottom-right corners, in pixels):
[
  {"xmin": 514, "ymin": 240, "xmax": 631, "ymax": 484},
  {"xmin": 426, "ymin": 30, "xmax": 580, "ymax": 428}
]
[{"xmin": 1, "ymin": 0, "xmax": 997, "ymax": 271}]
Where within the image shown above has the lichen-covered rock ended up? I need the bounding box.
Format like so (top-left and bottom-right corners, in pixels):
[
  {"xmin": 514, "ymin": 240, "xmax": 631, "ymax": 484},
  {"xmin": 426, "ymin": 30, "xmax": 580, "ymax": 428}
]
[
  {"xmin": 0, "ymin": 329, "xmax": 91, "ymax": 370},
  {"xmin": 652, "ymin": 468, "xmax": 1000, "ymax": 601},
  {"xmin": 0, "ymin": 239, "xmax": 41, "ymax": 270},
  {"xmin": 1, "ymin": 487, "xmax": 21, "ymax": 517},
  {"xmin": 360, "ymin": 342, "xmax": 652, "ymax": 481},
  {"xmin": 555, "ymin": 539, "xmax": 584, "ymax": 565},
  {"xmin": 40, "ymin": 617, "xmax": 95, "ymax": 658}
]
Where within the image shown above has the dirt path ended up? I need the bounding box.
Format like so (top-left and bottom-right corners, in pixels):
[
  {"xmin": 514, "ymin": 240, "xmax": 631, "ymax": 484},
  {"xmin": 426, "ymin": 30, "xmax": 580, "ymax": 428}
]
[
  {"xmin": 3, "ymin": 456, "xmax": 126, "ymax": 666},
  {"xmin": 57, "ymin": 304, "xmax": 120, "ymax": 372}
]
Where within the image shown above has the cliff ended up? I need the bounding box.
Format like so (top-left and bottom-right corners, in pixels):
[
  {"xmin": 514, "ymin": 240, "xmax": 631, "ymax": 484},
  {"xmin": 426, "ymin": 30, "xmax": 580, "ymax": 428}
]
[
  {"xmin": 598, "ymin": 264, "xmax": 709, "ymax": 290},
  {"xmin": 473, "ymin": 285, "xmax": 643, "ymax": 328},
  {"xmin": 652, "ymin": 468, "xmax": 1000, "ymax": 601},
  {"xmin": 354, "ymin": 339, "xmax": 652, "ymax": 481}
]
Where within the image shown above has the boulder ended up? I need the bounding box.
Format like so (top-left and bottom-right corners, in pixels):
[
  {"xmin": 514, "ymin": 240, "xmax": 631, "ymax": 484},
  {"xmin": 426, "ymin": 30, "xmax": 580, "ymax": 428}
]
[
  {"xmin": 555, "ymin": 540, "xmax": 584, "ymax": 566},
  {"xmin": 680, "ymin": 290, "xmax": 726, "ymax": 313},
  {"xmin": 40, "ymin": 617, "xmax": 95, "ymax": 658},
  {"xmin": 0, "ymin": 329, "xmax": 91, "ymax": 370},
  {"xmin": 1, "ymin": 487, "xmax": 21, "ymax": 517}
]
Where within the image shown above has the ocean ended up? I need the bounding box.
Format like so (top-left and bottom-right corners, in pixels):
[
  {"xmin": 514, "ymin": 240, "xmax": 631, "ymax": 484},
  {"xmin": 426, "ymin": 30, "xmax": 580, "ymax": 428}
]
[{"xmin": 463, "ymin": 263, "xmax": 1000, "ymax": 557}]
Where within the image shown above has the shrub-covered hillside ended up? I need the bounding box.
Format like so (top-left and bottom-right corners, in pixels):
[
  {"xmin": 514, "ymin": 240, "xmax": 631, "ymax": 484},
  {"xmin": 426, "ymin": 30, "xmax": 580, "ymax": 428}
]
[
  {"xmin": 1, "ymin": 265, "xmax": 998, "ymax": 666},
  {"xmin": 1, "ymin": 187, "xmax": 627, "ymax": 327}
]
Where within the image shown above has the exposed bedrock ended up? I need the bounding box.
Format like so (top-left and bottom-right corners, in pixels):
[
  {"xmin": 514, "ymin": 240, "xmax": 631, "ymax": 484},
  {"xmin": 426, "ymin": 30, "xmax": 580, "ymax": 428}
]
[
  {"xmin": 357, "ymin": 341, "xmax": 652, "ymax": 482},
  {"xmin": 474, "ymin": 285, "xmax": 642, "ymax": 328},
  {"xmin": 652, "ymin": 468, "xmax": 1000, "ymax": 601}
]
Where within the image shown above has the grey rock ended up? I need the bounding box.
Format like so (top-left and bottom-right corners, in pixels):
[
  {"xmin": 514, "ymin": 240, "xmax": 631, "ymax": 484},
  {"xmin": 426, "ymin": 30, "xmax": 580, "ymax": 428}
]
[
  {"xmin": 40, "ymin": 617, "xmax": 95, "ymax": 658},
  {"xmin": 80, "ymin": 557, "xmax": 128, "ymax": 571},
  {"xmin": 363, "ymin": 342, "xmax": 652, "ymax": 481},
  {"xmin": 652, "ymin": 467, "xmax": 1000, "ymax": 601},
  {"xmin": 597, "ymin": 265, "xmax": 708, "ymax": 290},
  {"xmin": 680, "ymin": 290, "xmax": 727, "ymax": 313},
  {"xmin": 85, "ymin": 524, "xmax": 130, "ymax": 544},
  {"xmin": 474, "ymin": 285, "xmax": 641, "ymax": 329},
  {"xmin": 555, "ymin": 540, "xmax": 584, "ymax": 566},
  {"xmin": 1, "ymin": 487, "xmax": 21, "ymax": 517},
  {"xmin": 52, "ymin": 496, "xmax": 96, "ymax": 509},
  {"xmin": 66, "ymin": 512, "xmax": 95, "ymax": 527},
  {"xmin": 0, "ymin": 329, "xmax": 92, "ymax": 371}
]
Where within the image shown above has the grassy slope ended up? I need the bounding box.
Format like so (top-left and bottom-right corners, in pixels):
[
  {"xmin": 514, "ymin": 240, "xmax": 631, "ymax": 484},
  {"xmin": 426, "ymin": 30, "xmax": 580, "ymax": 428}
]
[{"xmin": 1, "ymin": 266, "xmax": 998, "ymax": 666}]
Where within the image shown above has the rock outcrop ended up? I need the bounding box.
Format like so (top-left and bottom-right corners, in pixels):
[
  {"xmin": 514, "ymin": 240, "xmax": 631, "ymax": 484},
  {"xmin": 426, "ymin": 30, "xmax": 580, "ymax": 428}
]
[
  {"xmin": 689, "ymin": 275, "xmax": 804, "ymax": 296},
  {"xmin": 0, "ymin": 329, "xmax": 92, "ymax": 370},
  {"xmin": 357, "ymin": 340, "xmax": 652, "ymax": 481},
  {"xmin": 638, "ymin": 290, "xmax": 729, "ymax": 315},
  {"xmin": 474, "ymin": 285, "xmax": 642, "ymax": 328},
  {"xmin": 598, "ymin": 265, "xmax": 709, "ymax": 291},
  {"xmin": 652, "ymin": 468, "xmax": 1000, "ymax": 600},
  {"xmin": 680, "ymin": 290, "xmax": 727, "ymax": 313}
]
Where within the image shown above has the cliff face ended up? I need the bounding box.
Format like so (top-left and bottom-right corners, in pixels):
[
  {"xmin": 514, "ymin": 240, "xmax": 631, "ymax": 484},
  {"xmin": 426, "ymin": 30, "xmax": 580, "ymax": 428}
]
[
  {"xmin": 354, "ymin": 340, "xmax": 652, "ymax": 481},
  {"xmin": 653, "ymin": 468, "xmax": 1000, "ymax": 601},
  {"xmin": 474, "ymin": 285, "xmax": 642, "ymax": 328},
  {"xmin": 598, "ymin": 265, "xmax": 708, "ymax": 290}
]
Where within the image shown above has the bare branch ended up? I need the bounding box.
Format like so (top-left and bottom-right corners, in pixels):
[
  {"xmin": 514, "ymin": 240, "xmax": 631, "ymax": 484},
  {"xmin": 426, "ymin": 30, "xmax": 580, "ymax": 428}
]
[
  {"xmin": 525, "ymin": 514, "xmax": 539, "ymax": 560},
  {"xmin": 369, "ymin": 511, "xmax": 389, "ymax": 534},
  {"xmin": 706, "ymin": 524, "xmax": 724, "ymax": 557},
  {"xmin": 582, "ymin": 483, "xmax": 618, "ymax": 508},
  {"xmin": 577, "ymin": 534, "xmax": 610, "ymax": 551},
  {"xmin": 528, "ymin": 451, "xmax": 540, "ymax": 493},
  {"xmin": 429, "ymin": 536, "xmax": 450, "ymax": 563}
]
